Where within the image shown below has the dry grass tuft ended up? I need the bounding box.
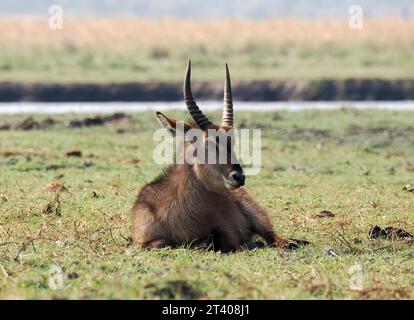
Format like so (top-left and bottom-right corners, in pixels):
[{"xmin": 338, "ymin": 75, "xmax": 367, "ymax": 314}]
[
  {"xmin": 0, "ymin": 17, "xmax": 413, "ymax": 49},
  {"xmin": 0, "ymin": 17, "xmax": 413, "ymax": 82}
]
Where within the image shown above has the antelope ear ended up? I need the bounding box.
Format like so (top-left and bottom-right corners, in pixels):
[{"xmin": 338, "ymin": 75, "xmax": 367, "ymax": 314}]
[{"xmin": 156, "ymin": 111, "xmax": 191, "ymax": 136}]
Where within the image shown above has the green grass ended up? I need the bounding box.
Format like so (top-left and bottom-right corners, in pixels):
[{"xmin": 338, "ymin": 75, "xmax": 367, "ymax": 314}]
[
  {"xmin": 0, "ymin": 42, "xmax": 413, "ymax": 83},
  {"xmin": 0, "ymin": 109, "xmax": 413, "ymax": 299}
]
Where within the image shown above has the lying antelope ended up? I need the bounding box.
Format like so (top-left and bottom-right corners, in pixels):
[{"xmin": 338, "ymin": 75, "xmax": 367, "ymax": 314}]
[{"xmin": 132, "ymin": 61, "xmax": 308, "ymax": 252}]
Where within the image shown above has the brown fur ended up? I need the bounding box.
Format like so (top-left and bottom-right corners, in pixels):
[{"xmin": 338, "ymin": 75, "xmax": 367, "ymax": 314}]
[{"xmin": 131, "ymin": 113, "xmax": 298, "ymax": 252}]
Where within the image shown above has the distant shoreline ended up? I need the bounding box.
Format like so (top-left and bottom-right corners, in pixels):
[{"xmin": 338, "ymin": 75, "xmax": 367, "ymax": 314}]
[{"xmin": 1, "ymin": 79, "xmax": 414, "ymax": 102}]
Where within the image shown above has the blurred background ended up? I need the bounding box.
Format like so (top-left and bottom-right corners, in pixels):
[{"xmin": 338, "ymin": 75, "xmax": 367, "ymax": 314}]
[
  {"xmin": 2, "ymin": 1, "xmax": 414, "ymax": 302},
  {"xmin": 0, "ymin": 0, "xmax": 413, "ymax": 102}
]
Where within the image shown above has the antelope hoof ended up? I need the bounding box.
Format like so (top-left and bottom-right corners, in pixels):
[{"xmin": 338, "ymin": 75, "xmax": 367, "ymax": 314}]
[
  {"xmin": 142, "ymin": 239, "xmax": 172, "ymax": 249},
  {"xmin": 246, "ymin": 241, "xmax": 266, "ymax": 250},
  {"xmin": 281, "ymin": 239, "xmax": 310, "ymax": 250}
]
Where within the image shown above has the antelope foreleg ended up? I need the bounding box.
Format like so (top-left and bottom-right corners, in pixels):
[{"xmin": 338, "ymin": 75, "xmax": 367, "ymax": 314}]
[{"xmin": 236, "ymin": 192, "xmax": 309, "ymax": 249}]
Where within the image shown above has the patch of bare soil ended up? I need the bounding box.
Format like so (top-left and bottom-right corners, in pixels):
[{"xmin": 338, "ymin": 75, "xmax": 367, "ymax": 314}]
[
  {"xmin": 66, "ymin": 113, "xmax": 131, "ymax": 128},
  {"xmin": 43, "ymin": 182, "xmax": 69, "ymax": 193},
  {"xmin": 66, "ymin": 150, "xmax": 82, "ymax": 157},
  {"xmin": 15, "ymin": 117, "xmax": 59, "ymax": 130},
  {"xmin": 347, "ymin": 125, "xmax": 414, "ymax": 139},
  {"xmin": 314, "ymin": 210, "xmax": 335, "ymax": 218},
  {"xmin": 113, "ymin": 157, "xmax": 141, "ymax": 164},
  {"xmin": 0, "ymin": 151, "xmax": 22, "ymax": 158},
  {"xmin": 0, "ymin": 120, "xmax": 10, "ymax": 130},
  {"xmin": 145, "ymin": 280, "xmax": 202, "ymax": 299},
  {"xmin": 9, "ymin": 113, "xmax": 130, "ymax": 131}
]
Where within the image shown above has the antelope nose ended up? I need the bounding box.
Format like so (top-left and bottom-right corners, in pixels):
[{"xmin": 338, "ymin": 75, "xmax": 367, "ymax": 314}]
[{"xmin": 230, "ymin": 172, "xmax": 245, "ymax": 186}]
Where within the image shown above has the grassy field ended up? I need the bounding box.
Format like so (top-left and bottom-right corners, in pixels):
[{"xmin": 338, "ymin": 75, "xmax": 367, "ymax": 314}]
[
  {"xmin": 0, "ymin": 18, "xmax": 413, "ymax": 83},
  {"xmin": 0, "ymin": 108, "xmax": 413, "ymax": 299}
]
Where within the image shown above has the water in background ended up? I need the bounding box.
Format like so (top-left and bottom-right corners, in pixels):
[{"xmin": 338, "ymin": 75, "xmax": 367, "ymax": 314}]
[{"xmin": 0, "ymin": 101, "xmax": 413, "ymax": 114}]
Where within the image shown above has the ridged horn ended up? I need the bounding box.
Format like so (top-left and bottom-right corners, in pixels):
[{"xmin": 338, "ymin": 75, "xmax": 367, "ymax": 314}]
[
  {"xmin": 222, "ymin": 63, "xmax": 233, "ymax": 127},
  {"xmin": 183, "ymin": 60, "xmax": 212, "ymax": 129}
]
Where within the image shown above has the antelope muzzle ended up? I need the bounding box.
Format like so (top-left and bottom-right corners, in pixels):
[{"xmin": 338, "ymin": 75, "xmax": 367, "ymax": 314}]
[{"xmin": 225, "ymin": 169, "xmax": 246, "ymax": 189}]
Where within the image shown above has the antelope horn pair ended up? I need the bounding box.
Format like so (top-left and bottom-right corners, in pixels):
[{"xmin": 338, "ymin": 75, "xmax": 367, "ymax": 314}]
[{"xmin": 183, "ymin": 60, "xmax": 233, "ymax": 128}]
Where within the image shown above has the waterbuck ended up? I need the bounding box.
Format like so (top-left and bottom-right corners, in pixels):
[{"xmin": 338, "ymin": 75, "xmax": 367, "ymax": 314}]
[{"xmin": 131, "ymin": 61, "xmax": 308, "ymax": 252}]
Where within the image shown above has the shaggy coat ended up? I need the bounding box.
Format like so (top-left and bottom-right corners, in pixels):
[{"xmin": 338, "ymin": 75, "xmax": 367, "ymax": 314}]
[{"xmin": 132, "ymin": 61, "xmax": 307, "ymax": 252}]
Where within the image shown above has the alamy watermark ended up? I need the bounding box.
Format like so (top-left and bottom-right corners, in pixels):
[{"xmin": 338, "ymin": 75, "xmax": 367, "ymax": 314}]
[
  {"xmin": 348, "ymin": 263, "xmax": 364, "ymax": 290},
  {"xmin": 48, "ymin": 5, "xmax": 63, "ymax": 30},
  {"xmin": 348, "ymin": 5, "xmax": 364, "ymax": 30},
  {"xmin": 153, "ymin": 125, "xmax": 262, "ymax": 175},
  {"xmin": 48, "ymin": 264, "xmax": 64, "ymax": 290}
]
